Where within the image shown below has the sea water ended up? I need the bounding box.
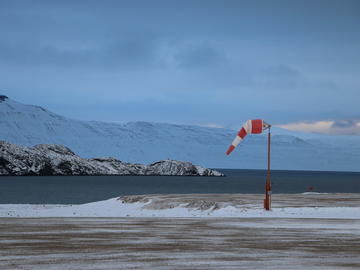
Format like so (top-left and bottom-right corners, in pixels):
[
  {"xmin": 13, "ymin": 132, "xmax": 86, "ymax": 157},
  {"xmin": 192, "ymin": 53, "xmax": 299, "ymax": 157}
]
[{"xmin": 0, "ymin": 169, "xmax": 359, "ymax": 204}]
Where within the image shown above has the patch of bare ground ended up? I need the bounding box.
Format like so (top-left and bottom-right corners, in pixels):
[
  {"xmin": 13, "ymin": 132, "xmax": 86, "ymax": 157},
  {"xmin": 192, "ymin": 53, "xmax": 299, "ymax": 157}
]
[{"xmin": 0, "ymin": 217, "xmax": 360, "ymax": 269}]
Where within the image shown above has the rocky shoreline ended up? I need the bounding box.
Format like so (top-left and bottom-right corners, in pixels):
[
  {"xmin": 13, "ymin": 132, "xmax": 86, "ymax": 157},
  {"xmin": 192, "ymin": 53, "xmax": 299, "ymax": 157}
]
[{"xmin": 0, "ymin": 141, "xmax": 223, "ymax": 176}]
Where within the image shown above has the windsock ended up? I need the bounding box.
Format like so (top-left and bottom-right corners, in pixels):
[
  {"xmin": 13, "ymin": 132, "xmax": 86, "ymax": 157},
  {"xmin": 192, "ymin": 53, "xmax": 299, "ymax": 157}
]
[{"xmin": 226, "ymin": 119, "xmax": 270, "ymax": 155}]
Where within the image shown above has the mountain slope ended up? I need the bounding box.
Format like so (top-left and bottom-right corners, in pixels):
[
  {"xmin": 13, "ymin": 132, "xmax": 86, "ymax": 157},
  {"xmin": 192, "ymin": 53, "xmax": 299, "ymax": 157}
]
[{"xmin": 1, "ymin": 95, "xmax": 359, "ymax": 171}]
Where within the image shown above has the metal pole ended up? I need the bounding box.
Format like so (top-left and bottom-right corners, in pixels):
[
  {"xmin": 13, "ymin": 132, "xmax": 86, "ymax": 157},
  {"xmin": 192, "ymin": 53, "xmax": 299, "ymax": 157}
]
[{"xmin": 264, "ymin": 127, "xmax": 271, "ymax": 210}]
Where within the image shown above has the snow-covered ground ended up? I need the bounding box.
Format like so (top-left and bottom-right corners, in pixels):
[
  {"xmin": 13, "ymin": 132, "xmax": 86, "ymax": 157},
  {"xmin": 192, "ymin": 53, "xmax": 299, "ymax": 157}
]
[
  {"xmin": 1, "ymin": 96, "xmax": 360, "ymax": 171},
  {"xmin": 1, "ymin": 193, "xmax": 359, "ymax": 219},
  {"xmin": 1, "ymin": 194, "xmax": 360, "ymax": 269}
]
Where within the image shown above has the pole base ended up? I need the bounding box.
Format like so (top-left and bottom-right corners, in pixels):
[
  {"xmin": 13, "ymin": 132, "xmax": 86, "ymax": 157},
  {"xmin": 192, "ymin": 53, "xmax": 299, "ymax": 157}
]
[{"xmin": 264, "ymin": 193, "xmax": 271, "ymax": 211}]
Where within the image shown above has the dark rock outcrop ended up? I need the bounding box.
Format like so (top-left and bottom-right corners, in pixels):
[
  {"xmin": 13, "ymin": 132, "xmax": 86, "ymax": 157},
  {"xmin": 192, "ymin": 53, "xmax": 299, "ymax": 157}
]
[{"xmin": 0, "ymin": 95, "xmax": 8, "ymax": 102}]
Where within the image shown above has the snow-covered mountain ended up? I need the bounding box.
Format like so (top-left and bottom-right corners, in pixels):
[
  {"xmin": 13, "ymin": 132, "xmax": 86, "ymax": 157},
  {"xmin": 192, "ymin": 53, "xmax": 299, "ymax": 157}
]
[
  {"xmin": 0, "ymin": 141, "xmax": 222, "ymax": 176},
  {"xmin": 1, "ymin": 95, "xmax": 359, "ymax": 171}
]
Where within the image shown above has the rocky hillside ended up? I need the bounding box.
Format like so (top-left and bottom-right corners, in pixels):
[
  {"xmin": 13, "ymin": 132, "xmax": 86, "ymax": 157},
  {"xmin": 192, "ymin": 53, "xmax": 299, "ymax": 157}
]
[{"xmin": 0, "ymin": 141, "xmax": 223, "ymax": 176}]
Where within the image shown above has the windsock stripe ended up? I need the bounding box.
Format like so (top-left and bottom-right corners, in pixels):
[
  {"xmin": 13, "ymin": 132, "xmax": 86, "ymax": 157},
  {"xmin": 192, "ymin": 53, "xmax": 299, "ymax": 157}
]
[
  {"xmin": 226, "ymin": 145, "xmax": 235, "ymax": 155},
  {"xmin": 243, "ymin": 120, "xmax": 252, "ymax": 134},
  {"xmin": 231, "ymin": 135, "xmax": 243, "ymax": 147},
  {"xmin": 238, "ymin": 127, "xmax": 247, "ymax": 139},
  {"xmin": 251, "ymin": 119, "xmax": 263, "ymax": 134}
]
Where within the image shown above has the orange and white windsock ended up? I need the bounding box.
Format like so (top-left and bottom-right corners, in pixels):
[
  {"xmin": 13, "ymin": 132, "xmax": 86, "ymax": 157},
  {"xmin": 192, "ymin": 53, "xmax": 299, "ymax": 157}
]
[{"xmin": 226, "ymin": 119, "xmax": 270, "ymax": 155}]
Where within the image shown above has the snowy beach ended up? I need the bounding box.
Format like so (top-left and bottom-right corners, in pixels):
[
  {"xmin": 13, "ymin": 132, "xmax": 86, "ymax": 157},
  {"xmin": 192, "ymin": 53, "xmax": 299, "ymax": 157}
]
[{"xmin": 1, "ymin": 193, "xmax": 360, "ymax": 219}]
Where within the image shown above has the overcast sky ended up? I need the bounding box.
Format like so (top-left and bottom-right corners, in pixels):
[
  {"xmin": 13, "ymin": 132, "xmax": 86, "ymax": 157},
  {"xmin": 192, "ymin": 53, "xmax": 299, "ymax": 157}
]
[{"xmin": 1, "ymin": 0, "xmax": 359, "ymax": 134}]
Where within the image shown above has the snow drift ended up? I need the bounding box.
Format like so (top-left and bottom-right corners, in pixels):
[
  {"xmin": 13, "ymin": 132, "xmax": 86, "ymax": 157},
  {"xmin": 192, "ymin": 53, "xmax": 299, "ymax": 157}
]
[{"xmin": 1, "ymin": 193, "xmax": 360, "ymax": 219}]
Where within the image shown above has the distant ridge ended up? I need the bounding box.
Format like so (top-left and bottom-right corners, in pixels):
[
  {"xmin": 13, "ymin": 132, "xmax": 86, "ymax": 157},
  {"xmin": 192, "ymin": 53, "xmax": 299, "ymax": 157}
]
[{"xmin": 0, "ymin": 96, "xmax": 359, "ymax": 171}]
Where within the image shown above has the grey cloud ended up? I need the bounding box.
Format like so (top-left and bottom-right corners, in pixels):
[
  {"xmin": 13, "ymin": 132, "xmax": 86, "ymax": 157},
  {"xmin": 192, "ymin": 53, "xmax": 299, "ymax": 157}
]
[
  {"xmin": 327, "ymin": 119, "xmax": 360, "ymax": 135},
  {"xmin": 0, "ymin": 0, "xmax": 359, "ymax": 128},
  {"xmin": 332, "ymin": 119, "xmax": 358, "ymax": 128},
  {"xmin": 233, "ymin": 65, "xmax": 305, "ymax": 93},
  {"xmin": 264, "ymin": 65, "xmax": 301, "ymax": 78},
  {"xmin": 174, "ymin": 45, "xmax": 228, "ymax": 69},
  {"xmin": 0, "ymin": 36, "xmax": 160, "ymax": 70}
]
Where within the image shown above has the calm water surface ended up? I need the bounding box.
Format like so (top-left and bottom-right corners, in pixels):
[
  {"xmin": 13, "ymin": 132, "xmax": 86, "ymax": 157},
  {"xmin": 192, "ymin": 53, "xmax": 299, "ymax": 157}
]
[{"xmin": 0, "ymin": 169, "xmax": 359, "ymax": 204}]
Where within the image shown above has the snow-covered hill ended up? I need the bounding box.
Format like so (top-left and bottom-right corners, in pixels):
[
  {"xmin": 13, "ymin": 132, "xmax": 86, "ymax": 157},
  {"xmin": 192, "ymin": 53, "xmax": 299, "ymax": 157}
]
[
  {"xmin": 1, "ymin": 95, "xmax": 359, "ymax": 171},
  {"xmin": 0, "ymin": 141, "xmax": 222, "ymax": 176}
]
